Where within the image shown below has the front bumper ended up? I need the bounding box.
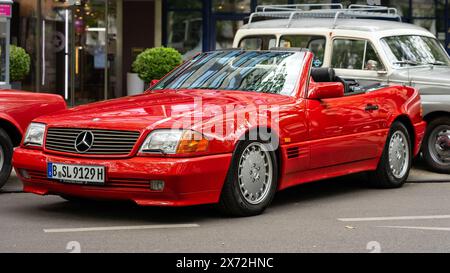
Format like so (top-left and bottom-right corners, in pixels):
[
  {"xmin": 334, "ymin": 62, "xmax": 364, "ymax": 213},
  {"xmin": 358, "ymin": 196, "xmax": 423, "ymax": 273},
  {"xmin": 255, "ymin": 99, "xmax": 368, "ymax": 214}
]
[{"xmin": 13, "ymin": 148, "xmax": 232, "ymax": 207}]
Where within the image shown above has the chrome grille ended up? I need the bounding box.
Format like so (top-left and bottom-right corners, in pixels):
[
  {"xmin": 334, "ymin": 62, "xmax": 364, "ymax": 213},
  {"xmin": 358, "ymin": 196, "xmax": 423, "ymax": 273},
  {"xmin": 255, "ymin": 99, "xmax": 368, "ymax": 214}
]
[{"xmin": 45, "ymin": 128, "xmax": 140, "ymax": 155}]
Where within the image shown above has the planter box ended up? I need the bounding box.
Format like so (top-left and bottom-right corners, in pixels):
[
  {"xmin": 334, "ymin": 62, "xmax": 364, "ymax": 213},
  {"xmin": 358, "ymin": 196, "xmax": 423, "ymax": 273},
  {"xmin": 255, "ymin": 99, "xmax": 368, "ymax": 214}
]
[{"xmin": 127, "ymin": 73, "xmax": 144, "ymax": 96}]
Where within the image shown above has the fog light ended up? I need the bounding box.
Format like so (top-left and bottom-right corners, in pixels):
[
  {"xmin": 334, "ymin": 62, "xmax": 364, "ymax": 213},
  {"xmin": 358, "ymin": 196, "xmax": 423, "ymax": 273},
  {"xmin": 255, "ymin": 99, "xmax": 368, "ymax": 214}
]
[
  {"xmin": 150, "ymin": 180, "xmax": 165, "ymax": 191},
  {"xmin": 19, "ymin": 169, "xmax": 30, "ymax": 179}
]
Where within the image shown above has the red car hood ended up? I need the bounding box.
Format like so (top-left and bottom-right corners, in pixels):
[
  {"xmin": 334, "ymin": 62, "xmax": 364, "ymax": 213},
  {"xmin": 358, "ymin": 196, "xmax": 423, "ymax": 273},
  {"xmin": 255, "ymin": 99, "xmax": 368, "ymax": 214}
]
[{"xmin": 36, "ymin": 89, "xmax": 294, "ymax": 131}]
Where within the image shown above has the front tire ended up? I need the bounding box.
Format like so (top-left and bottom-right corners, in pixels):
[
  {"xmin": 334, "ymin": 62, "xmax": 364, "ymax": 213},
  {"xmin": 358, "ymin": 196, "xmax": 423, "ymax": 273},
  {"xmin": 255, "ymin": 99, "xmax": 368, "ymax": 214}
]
[
  {"xmin": 0, "ymin": 128, "xmax": 13, "ymax": 189},
  {"xmin": 218, "ymin": 141, "xmax": 278, "ymax": 217},
  {"xmin": 369, "ymin": 122, "xmax": 412, "ymax": 188},
  {"xmin": 422, "ymin": 117, "xmax": 450, "ymax": 174}
]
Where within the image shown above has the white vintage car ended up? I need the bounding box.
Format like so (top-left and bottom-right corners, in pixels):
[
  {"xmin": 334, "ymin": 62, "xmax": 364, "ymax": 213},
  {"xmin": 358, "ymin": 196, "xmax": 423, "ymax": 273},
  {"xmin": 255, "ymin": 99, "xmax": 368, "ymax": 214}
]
[{"xmin": 233, "ymin": 4, "xmax": 450, "ymax": 173}]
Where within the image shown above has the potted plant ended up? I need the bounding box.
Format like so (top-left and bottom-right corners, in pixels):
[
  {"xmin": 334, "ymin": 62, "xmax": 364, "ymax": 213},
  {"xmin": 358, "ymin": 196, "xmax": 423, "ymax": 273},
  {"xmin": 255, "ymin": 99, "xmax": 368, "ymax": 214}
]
[
  {"xmin": 127, "ymin": 68, "xmax": 145, "ymax": 96},
  {"xmin": 129, "ymin": 47, "xmax": 182, "ymax": 95},
  {"xmin": 10, "ymin": 45, "xmax": 31, "ymax": 90}
]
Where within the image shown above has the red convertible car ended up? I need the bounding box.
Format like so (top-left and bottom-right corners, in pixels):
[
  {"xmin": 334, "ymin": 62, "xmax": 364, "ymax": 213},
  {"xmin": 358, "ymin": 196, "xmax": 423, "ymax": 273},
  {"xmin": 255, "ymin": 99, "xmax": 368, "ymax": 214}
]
[
  {"xmin": 13, "ymin": 49, "xmax": 426, "ymax": 216},
  {"xmin": 0, "ymin": 90, "xmax": 66, "ymax": 189}
]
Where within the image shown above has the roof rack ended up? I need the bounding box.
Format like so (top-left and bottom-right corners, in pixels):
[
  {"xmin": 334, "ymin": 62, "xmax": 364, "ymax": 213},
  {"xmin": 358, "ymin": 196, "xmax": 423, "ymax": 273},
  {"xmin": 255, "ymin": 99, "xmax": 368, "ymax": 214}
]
[
  {"xmin": 348, "ymin": 4, "xmax": 398, "ymax": 15},
  {"xmin": 255, "ymin": 3, "xmax": 344, "ymax": 12},
  {"xmin": 247, "ymin": 4, "xmax": 402, "ymax": 28}
]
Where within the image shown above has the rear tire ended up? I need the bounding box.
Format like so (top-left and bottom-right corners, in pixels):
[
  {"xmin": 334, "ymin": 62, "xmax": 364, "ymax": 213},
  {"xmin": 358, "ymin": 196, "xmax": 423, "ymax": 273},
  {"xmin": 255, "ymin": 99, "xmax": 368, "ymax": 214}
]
[
  {"xmin": 368, "ymin": 122, "xmax": 412, "ymax": 188},
  {"xmin": 218, "ymin": 140, "xmax": 278, "ymax": 217},
  {"xmin": 0, "ymin": 128, "xmax": 13, "ymax": 189},
  {"xmin": 422, "ymin": 117, "xmax": 450, "ymax": 174}
]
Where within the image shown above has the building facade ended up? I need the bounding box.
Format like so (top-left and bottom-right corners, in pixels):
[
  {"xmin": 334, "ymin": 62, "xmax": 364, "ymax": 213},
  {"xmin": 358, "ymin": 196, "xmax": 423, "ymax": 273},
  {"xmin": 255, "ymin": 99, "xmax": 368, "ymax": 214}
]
[{"xmin": 11, "ymin": 0, "xmax": 450, "ymax": 105}]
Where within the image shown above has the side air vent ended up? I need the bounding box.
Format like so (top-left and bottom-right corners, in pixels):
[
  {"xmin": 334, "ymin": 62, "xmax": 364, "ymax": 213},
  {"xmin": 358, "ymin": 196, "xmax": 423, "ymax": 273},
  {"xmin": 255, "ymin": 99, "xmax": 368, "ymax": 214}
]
[{"xmin": 287, "ymin": 147, "xmax": 300, "ymax": 159}]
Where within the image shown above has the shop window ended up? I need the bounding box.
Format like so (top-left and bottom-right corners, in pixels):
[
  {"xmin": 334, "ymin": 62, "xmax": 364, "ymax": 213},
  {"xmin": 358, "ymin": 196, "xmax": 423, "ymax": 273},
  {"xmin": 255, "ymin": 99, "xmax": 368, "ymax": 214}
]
[
  {"xmin": 280, "ymin": 35, "xmax": 325, "ymax": 67},
  {"xmin": 215, "ymin": 20, "xmax": 244, "ymax": 50},
  {"xmin": 332, "ymin": 39, "xmax": 384, "ymax": 71},
  {"xmin": 11, "ymin": 0, "xmax": 38, "ymax": 92},
  {"xmin": 238, "ymin": 35, "xmax": 276, "ymax": 50},
  {"xmin": 291, "ymin": 0, "xmax": 334, "ymax": 9},
  {"xmin": 213, "ymin": 0, "xmax": 250, "ymax": 13},
  {"xmin": 167, "ymin": 0, "xmax": 202, "ymax": 10},
  {"xmin": 345, "ymin": 0, "xmax": 410, "ymax": 17},
  {"xmin": 257, "ymin": 0, "xmax": 289, "ymax": 5},
  {"xmin": 167, "ymin": 11, "xmax": 202, "ymax": 59},
  {"xmin": 412, "ymin": 0, "xmax": 435, "ymax": 17}
]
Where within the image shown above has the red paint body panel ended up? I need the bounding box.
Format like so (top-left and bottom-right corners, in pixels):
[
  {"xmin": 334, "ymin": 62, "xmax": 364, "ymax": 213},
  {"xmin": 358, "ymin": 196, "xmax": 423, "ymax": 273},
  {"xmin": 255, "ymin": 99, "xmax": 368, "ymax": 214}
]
[
  {"xmin": 12, "ymin": 52, "xmax": 426, "ymax": 207},
  {"xmin": 13, "ymin": 148, "xmax": 231, "ymax": 206},
  {"xmin": 0, "ymin": 90, "xmax": 66, "ymax": 135},
  {"xmin": 308, "ymin": 82, "xmax": 344, "ymax": 100}
]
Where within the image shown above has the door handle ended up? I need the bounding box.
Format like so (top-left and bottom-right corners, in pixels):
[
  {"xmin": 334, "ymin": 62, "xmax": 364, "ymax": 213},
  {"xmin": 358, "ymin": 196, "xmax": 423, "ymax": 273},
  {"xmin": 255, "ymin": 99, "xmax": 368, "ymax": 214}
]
[{"xmin": 365, "ymin": 104, "xmax": 379, "ymax": 111}]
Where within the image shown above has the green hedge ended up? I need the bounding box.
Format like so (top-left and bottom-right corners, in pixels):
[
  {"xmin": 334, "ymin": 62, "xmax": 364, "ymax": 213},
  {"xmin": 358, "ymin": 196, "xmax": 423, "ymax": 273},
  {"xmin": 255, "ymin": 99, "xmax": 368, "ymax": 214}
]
[
  {"xmin": 10, "ymin": 45, "xmax": 31, "ymax": 82},
  {"xmin": 132, "ymin": 47, "xmax": 182, "ymax": 83}
]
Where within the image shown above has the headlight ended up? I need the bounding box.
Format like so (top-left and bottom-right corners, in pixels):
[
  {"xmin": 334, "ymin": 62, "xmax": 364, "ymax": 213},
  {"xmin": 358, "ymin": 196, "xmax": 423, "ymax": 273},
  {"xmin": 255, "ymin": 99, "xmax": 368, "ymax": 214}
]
[
  {"xmin": 23, "ymin": 123, "xmax": 46, "ymax": 147},
  {"xmin": 139, "ymin": 129, "xmax": 208, "ymax": 155}
]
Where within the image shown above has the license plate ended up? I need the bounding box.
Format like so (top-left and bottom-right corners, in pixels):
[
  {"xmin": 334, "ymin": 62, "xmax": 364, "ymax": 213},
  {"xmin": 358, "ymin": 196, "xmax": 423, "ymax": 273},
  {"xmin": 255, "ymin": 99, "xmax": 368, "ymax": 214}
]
[{"xmin": 47, "ymin": 163, "xmax": 105, "ymax": 184}]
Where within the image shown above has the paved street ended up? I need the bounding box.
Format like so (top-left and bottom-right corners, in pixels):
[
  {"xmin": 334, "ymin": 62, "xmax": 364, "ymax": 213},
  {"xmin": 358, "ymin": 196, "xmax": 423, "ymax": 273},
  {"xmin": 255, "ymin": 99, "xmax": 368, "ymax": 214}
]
[{"xmin": 1, "ymin": 164, "xmax": 450, "ymax": 253}]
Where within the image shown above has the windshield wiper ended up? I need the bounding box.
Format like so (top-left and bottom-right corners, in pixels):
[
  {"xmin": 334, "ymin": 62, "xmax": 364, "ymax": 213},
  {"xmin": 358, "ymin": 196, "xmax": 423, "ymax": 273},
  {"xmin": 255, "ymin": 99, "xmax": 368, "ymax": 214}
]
[
  {"xmin": 394, "ymin": 60, "xmax": 420, "ymax": 66},
  {"xmin": 427, "ymin": 61, "xmax": 448, "ymax": 66}
]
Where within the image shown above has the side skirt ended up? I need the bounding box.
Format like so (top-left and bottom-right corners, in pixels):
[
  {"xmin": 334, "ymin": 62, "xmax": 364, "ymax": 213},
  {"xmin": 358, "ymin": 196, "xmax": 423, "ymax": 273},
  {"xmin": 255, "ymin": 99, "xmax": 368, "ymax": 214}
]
[{"xmin": 278, "ymin": 158, "xmax": 379, "ymax": 191}]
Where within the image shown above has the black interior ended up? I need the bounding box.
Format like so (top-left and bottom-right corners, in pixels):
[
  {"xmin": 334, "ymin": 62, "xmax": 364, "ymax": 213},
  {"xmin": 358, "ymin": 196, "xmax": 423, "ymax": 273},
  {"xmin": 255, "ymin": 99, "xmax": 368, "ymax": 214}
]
[{"xmin": 310, "ymin": 68, "xmax": 361, "ymax": 95}]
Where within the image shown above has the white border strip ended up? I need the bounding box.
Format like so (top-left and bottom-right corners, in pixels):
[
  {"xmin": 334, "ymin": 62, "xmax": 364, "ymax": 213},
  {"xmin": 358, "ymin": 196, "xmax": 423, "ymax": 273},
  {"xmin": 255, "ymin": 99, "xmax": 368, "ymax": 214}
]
[
  {"xmin": 338, "ymin": 215, "xmax": 450, "ymax": 222},
  {"xmin": 44, "ymin": 223, "xmax": 200, "ymax": 233},
  {"xmin": 379, "ymin": 226, "xmax": 450, "ymax": 231}
]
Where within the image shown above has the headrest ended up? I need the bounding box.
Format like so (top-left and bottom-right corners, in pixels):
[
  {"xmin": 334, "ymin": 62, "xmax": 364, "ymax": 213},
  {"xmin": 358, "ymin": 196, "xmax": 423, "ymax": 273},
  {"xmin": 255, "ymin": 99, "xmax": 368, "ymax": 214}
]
[{"xmin": 311, "ymin": 67, "xmax": 336, "ymax": 82}]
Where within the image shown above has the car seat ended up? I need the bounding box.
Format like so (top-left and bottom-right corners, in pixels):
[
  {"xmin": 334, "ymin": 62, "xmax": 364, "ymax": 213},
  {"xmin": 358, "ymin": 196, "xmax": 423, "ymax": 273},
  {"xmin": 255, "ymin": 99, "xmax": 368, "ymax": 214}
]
[{"xmin": 311, "ymin": 67, "xmax": 350, "ymax": 93}]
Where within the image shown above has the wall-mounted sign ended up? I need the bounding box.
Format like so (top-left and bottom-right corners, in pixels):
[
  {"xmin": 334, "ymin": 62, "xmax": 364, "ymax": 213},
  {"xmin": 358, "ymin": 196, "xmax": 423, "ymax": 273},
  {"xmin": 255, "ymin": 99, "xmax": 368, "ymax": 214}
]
[{"xmin": 0, "ymin": 4, "xmax": 11, "ymax": 17}]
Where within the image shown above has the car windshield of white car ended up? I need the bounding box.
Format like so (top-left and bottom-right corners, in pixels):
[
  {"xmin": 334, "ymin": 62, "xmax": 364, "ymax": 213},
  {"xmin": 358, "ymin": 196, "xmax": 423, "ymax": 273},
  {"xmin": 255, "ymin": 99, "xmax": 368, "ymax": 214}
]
[
  {"xmin": 381, "ymin": 35, "xmax": 450, "ymax": 67},
  {"xmin": 152, "ymin": 50, "xmax": 307, "ymax": 96}
]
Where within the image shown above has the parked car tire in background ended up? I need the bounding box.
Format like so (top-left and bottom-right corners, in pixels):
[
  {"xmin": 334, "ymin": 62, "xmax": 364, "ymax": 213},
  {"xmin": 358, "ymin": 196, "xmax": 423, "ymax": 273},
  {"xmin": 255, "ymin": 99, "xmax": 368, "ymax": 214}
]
[
  {"xmin": 369, "ymin": 122, "xmax": 412, "ymax": 188},
  {"xmin": 422, "ymin": 117, "xmax": 450, "ymax": 174},
  {"xmin": 219, "ymin": 140, "xmax": 278, "ymax": 217},
  {"xmin": 0, "ymin": 128, "xmax": 13, "ymax": 189}
]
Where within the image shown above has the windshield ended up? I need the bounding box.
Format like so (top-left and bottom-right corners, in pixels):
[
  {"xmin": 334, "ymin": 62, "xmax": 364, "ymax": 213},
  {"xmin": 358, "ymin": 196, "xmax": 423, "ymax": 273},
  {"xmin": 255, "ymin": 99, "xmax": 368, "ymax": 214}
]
[
  {"xmin": 153, "ymin": 50, "xmax": 306, "ymax": 96},
  {"xmin": 381, "ymin": 35, "xmax": 450, "ymax": 67}
]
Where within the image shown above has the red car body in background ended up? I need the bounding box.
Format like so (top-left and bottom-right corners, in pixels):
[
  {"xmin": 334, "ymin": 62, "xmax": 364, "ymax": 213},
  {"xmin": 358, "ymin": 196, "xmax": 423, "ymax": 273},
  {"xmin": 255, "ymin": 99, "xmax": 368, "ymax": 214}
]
[
  {"xmin": 0, "ymin": 90, "xmax": 66, "ymax": 188},
  {"xmin": 13, "ymin": 50, "xmax": 426, "ymax": 216}
]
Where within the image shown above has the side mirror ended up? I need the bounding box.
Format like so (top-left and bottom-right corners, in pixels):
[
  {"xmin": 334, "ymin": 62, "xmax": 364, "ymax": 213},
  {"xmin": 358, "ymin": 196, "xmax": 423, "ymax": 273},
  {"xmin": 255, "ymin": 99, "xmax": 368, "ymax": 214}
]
[
  {"xmin": 308, "ymin": 82, "xmax": 344, "ymax": 100},
  {"xmin": 149, "ymin": 79, "xmax": 159, "ymax": 88}
]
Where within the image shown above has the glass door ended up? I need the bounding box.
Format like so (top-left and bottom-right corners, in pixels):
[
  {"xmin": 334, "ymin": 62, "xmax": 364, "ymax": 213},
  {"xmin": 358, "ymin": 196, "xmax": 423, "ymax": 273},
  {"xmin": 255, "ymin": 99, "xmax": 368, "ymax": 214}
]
[
  {"xmin": 41, "ymin": 0, "xmax": 71, "ymax": 99},
  {"xmin": 71, "ymin": 0, "xmax": 110, "ymax": 105},
  {"xmin": 41, "ymin": 0, "xmax": 116, "ymax": 106}
]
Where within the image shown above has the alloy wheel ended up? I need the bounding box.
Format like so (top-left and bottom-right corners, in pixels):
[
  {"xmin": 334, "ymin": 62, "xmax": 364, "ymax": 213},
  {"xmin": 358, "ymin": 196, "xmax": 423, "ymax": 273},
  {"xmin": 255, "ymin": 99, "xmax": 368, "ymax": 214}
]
[
  {"xmin": 238, "ymin": 142, "xmax": 273, "ymax": 205},
  {"xmin": 388, "ymin": 130, "xmax": 410, "ymax": 179}
]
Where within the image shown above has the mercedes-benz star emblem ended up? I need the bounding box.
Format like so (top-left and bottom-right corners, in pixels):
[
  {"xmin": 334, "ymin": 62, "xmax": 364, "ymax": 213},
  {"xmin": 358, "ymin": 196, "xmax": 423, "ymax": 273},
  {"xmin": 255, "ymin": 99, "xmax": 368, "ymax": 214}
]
[{"xmin": 74, "ymin": 131, "xmax": 94, "ymax": 153}]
